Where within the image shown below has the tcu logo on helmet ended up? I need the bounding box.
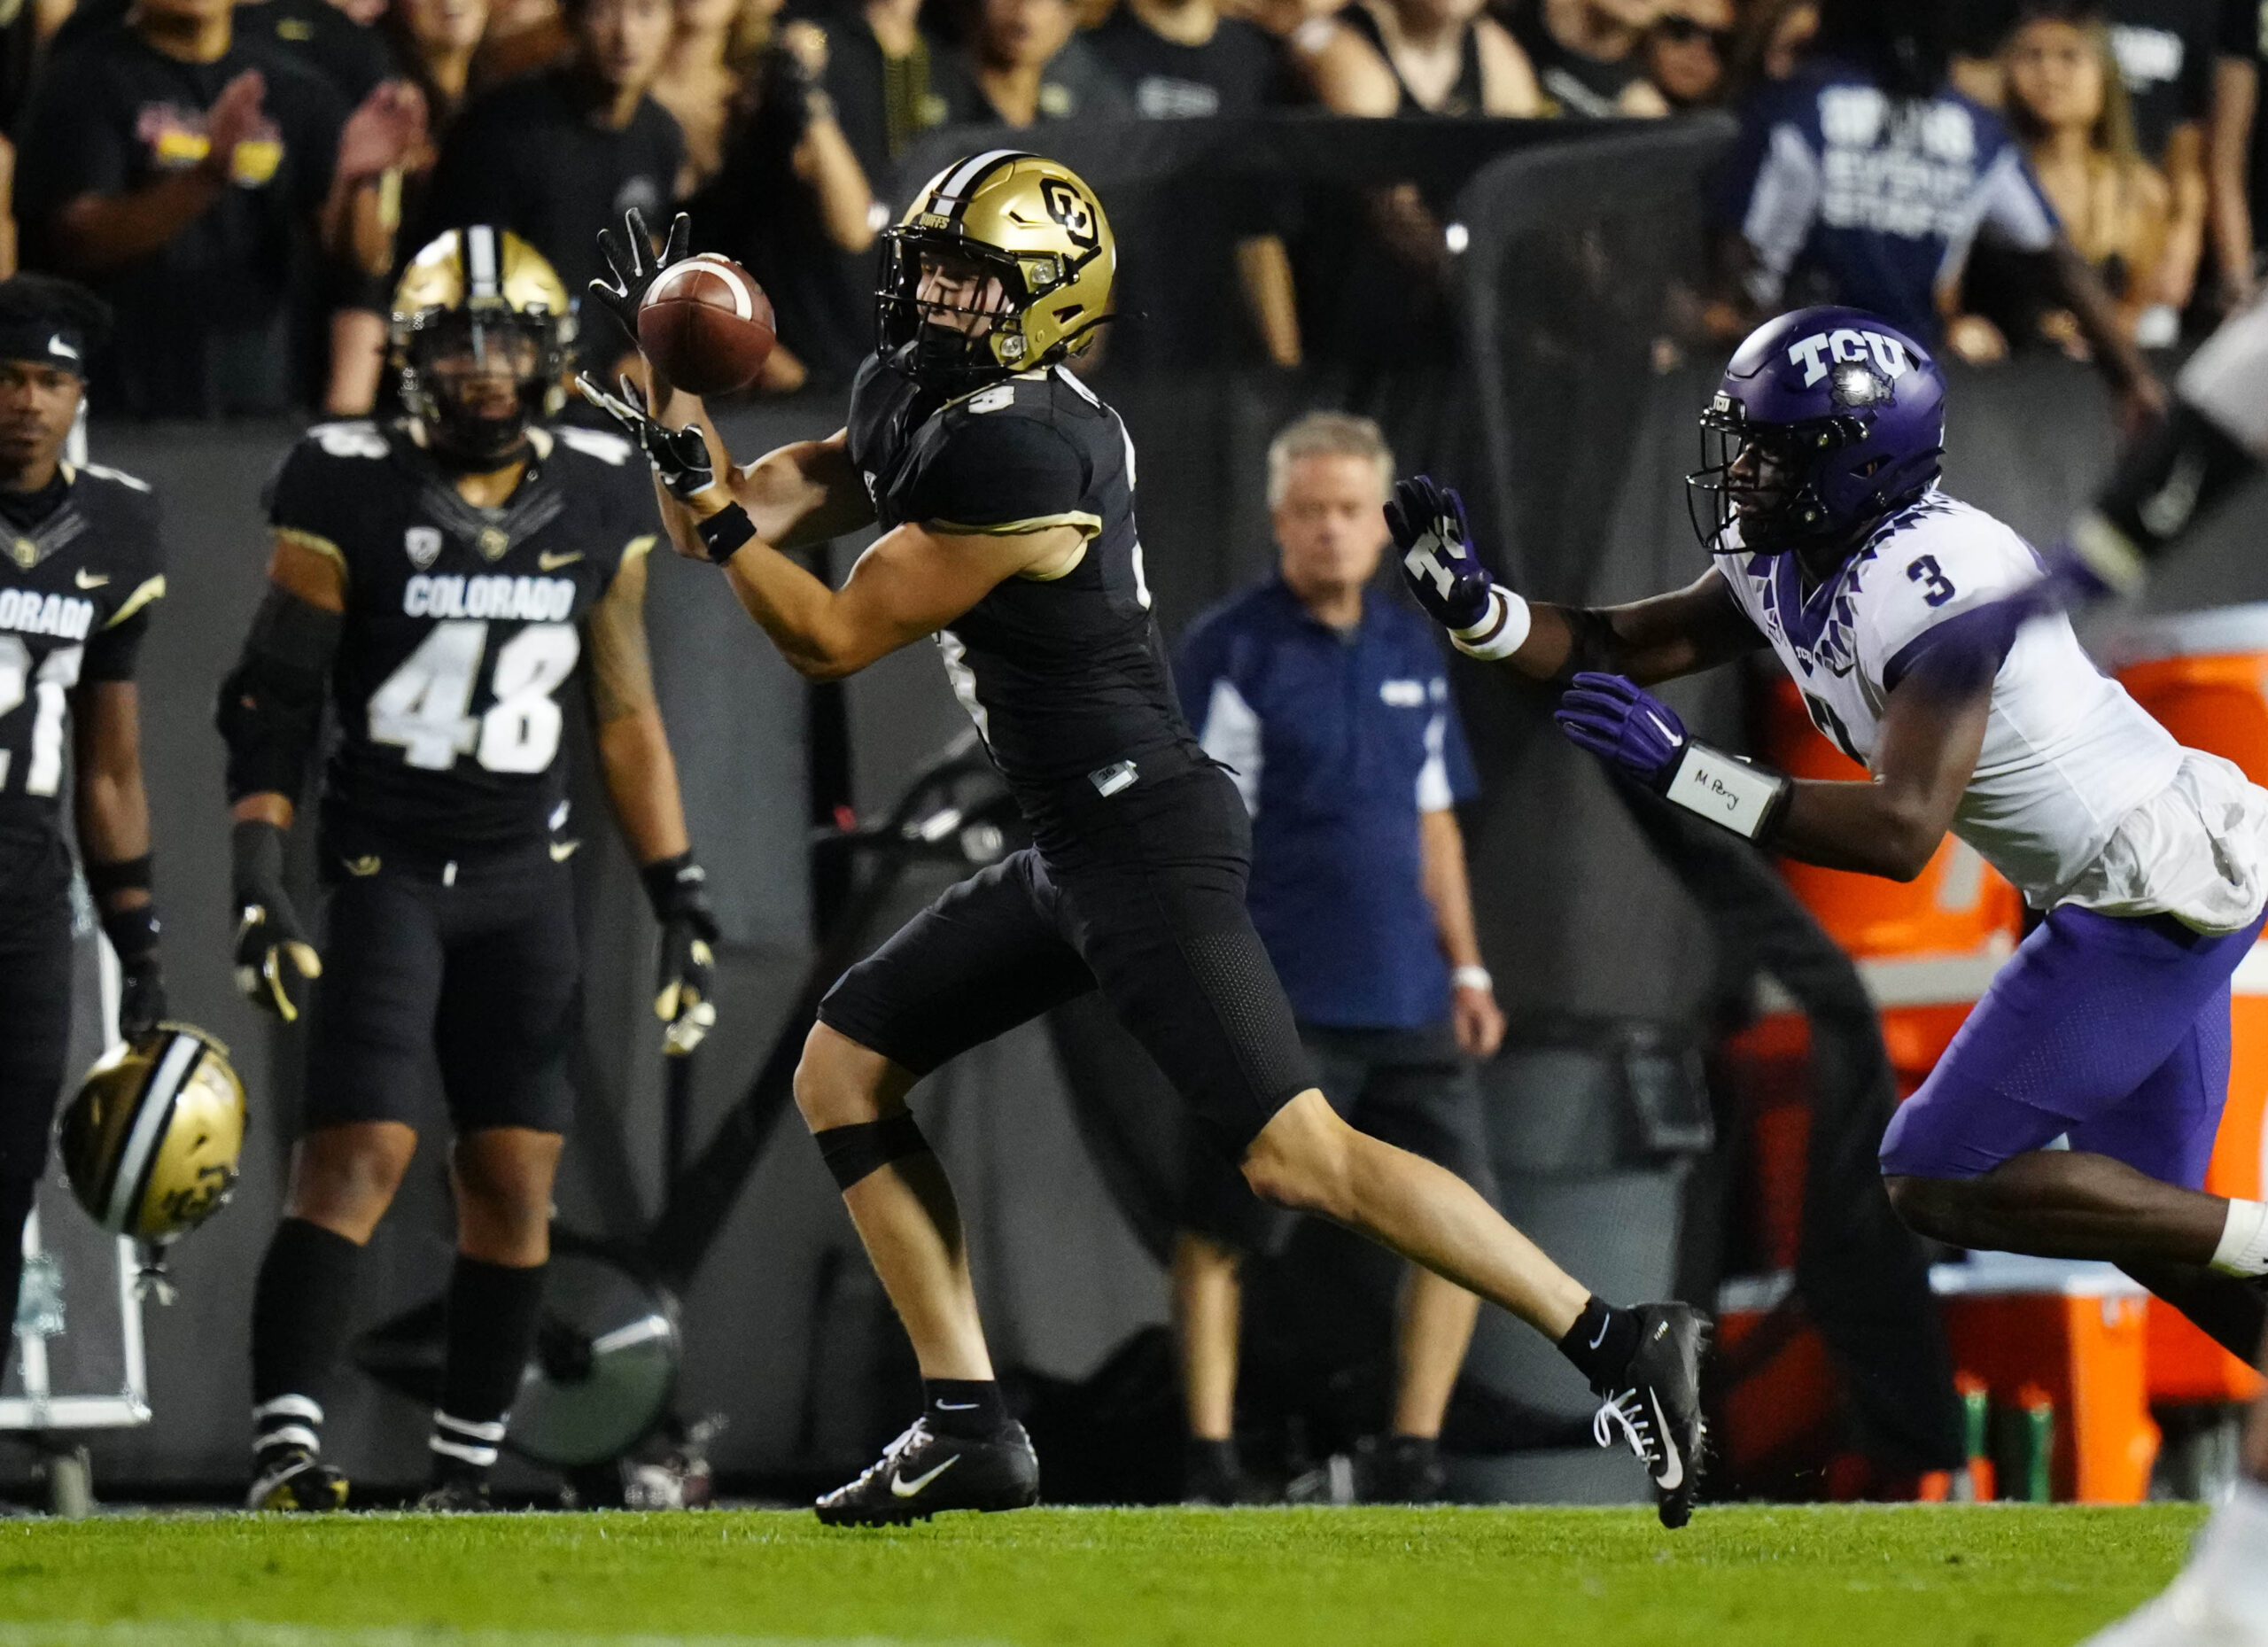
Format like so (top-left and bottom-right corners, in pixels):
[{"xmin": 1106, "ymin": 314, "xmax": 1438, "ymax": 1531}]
[
  {"xmin": 1040, "ymin": 178, "xmax": 1099, "ymax": 248},
  {"xmin": 1786, "ymin": 327, "xmax": 1915, "ymax": 388}
]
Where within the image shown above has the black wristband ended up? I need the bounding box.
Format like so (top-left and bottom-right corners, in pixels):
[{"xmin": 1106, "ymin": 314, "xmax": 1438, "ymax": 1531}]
[
  {"xmin": 85, "ymin": 852, "xmax": 153, "ymax": 899},
  {"xmin": 695, "ymin": 503, "xmax": 757, "ymax": 564},
  {"xmin": 99, "ymin": 902, "xmax": 160, "ymax": 966},
  {"xmin": 230, "ymin": 818, "xmax": 288, "ymax": 907},
  {"xmin": 640, "ymin": 851, "xmax": 709, "ymax": 921}
]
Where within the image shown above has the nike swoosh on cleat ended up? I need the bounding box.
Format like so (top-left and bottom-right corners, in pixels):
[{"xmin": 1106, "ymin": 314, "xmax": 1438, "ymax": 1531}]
[
  {"xmin": 1648, "ymin": 1392, "xmax": 1684, "ymax": 1491},
  {"xmin": 890, "ymin": 1457, "xmax": 959, "ymax": 1497}
]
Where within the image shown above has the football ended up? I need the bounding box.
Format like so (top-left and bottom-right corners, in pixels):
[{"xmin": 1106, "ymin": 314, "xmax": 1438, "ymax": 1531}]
[{"xmin": 636, "ymin": 253, "xmax": 776, "ymax": 397}]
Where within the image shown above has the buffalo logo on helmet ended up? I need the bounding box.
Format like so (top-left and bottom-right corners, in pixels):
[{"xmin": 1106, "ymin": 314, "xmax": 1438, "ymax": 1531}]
[
  {"xmin": 58, "ymin": 1023, "xmax": 247, "ymax": 1245},
  {"xmin": 1039, "ymin": 178, "xmax": 1099, "ymax": 248}
]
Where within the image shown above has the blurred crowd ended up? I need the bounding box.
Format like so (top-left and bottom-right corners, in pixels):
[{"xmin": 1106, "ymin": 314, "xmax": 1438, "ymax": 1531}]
[{"xmin": 0, "ymin": 0, "xmax": 2263, "ymax": 416}]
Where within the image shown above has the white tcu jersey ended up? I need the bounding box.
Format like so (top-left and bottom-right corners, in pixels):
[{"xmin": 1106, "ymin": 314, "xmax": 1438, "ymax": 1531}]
[
  {"xmin": 1714, "ymin": 490, "xmax": 2268, "ymax": 927},
  {"xmin": 2181, "ymin": 295, "xmax": 2268, "ymax": 458}
]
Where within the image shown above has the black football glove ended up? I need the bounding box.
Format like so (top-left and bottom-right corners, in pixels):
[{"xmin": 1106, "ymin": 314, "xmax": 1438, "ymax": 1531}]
[
  {"xmin": 641, "ymin": 852, "xmax": 719, "ymax": 1056},
  {"xmin": 97, "ymin": 903, "xmax": 167, "ymax": 1040},
  {"xmin": 230, "ymin": 819, "xmax": 322, "ymax": 1023},
  {"xmin": 577, "ymin": 372, "xmax": 718, "ymax": 502},
  {"xmin": 589, "ymin": 206, "xmax": 692, "ymax": 348}
]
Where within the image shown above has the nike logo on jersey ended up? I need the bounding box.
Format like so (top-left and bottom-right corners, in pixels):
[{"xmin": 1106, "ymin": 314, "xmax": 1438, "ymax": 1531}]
[
  {"xmin": 549, "ymin": 840, "xmax": 579, "ymax": 862},
  {"xmin": 890, "ymin": 1457, "xmax": 959, "ymax": 1497},
  {"xmin": 403, "ymin": 573, "xmax": 576, "ymax": 623},
  {"xmin": 2137, "ymin": 451, "xmax": 2206, "ymax": 540},
  {"xmin": 342, "ymin": 856, "xmax": 382, "ymax": 877},
  {"xmin": 0, "ymin": 589, "xmax": 94, "ymax": 641},
  {"xmin": 73, "ymin": 569, "xmax": 108, "ymax": 589},
  {"xmin": 537, "ymin": 549, "xmax": 583, "ymax": 571}
]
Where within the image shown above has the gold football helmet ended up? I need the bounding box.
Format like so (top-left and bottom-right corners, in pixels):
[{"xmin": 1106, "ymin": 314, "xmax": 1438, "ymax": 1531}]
[
  {"xmin": 878, "ymin": 151, "xmax": 1116, "ymax": 390},
  {"xmin": 58, "ymin": 1024, "xmax": 246, "ymax": 1245},
  {"xmin": 392, "ymin": 225, "xmax": 574, "ymax": 461}
]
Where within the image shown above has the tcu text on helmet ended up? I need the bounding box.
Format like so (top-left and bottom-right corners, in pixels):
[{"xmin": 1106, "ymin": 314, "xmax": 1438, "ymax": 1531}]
[{"xmin": 1787, "ymin": 328, "xmax": 1914, "ymax": 389}]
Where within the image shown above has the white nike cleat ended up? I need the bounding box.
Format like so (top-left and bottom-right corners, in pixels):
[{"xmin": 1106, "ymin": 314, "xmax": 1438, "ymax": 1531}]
[
  {"xmin": 813, "ymin": 1416, "xmax": 1040, "ymax": 1527},
  {"xmin": 2082, "ymin": 1569, "xmax": 2268, "ymax": 1646}
]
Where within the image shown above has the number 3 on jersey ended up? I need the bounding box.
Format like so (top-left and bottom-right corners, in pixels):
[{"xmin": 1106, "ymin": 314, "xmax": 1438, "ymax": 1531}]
[{"xmin": 369, "ymin": 621, "xmax": 579, "ymax": 773}]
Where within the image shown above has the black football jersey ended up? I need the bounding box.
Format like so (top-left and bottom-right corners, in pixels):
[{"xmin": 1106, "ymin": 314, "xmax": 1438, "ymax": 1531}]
[
  {"xmin": 264, "ymin": 419, "xmax": 656, "ymax": 852},
  {"xmin": 844, "ymin": 347, "xmax": 1198, "ymax": 823},
  {"xmin": 0, "ymin": 462, "xmax": 165, "ymax": 900}
]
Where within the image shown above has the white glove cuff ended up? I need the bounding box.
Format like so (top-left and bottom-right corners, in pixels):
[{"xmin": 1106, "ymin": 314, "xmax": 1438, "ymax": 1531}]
[
  {"xmin": 1450, "ymin": 587, "xmax": 1532, "ymax": 661},
  {"xmin": 1666, "ymin": 741, "xmax": 1792, "ymax": 843}
]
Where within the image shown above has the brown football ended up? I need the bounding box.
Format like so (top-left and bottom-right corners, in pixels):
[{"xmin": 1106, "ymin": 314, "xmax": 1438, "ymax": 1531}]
[{"xmin": 636, "ymin": 254, "xmax": 776, "ymax": 397}]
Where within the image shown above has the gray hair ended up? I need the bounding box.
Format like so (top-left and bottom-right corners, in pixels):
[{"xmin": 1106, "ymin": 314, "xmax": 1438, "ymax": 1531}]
[{"xmin": 1265, "ymin": 411, "xmax": 1394, "ymax": 509}]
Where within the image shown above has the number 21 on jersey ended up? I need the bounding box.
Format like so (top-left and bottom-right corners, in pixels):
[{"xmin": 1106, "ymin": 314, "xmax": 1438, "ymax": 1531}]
[{"xmin": 369, "ymin": 620, "xmax": 579, "ymax": 773}]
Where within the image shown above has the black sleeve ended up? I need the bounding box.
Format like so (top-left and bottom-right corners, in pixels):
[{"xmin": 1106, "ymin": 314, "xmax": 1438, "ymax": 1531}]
[
  {"xmin": 263, "ymin": 436, "xmax": 358, "ymax": 555},
  {"xmin": 83, "ymin": 487, "xmax": 165, "ymax": 683},
  {"xmin": 2222, "ymin": 0, "xmax": 2262, "ymax": 59},
  {"xmin": 905, "ymin": 413, "xmax": 1091, "ymax": 533},
  {"xmin": 12, "ymin": 43, "xmax": 132, "ymax": 230},
  {"xmin": 83, "ymin": 609, "xmax": 152, "ymax": 682}
]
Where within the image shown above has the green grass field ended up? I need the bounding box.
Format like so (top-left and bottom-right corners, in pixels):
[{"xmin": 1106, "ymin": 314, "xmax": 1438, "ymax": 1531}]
[{"xmin": 0, "ymin": 1504, "xmax": 2210, "ymax": 1647}]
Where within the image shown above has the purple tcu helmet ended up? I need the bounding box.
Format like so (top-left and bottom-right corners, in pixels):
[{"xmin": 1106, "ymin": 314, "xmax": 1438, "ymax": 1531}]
[{"xmin": 1687, "ymin": 306, "xmax": 1947, "ymax": 556}]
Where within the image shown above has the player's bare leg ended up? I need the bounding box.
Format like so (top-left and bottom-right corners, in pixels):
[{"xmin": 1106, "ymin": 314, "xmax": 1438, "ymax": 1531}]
[
  {"xmin": 1171, "ymin": 1231, "xmax": 1245, "ymax": 1502},
  {"xmin": 1390, "ymin": 1266, "xmax": 1480, "ymax": 1437},
  {"xmin": 1242, "ymin": 1091, "xmax": 1708, "ymax": 1522},
  {"xmin": 795, "ymin": 1022, "xmax": 1037, "ymax": 1524},
  {"xmin": 1887, "ymin": 1152, "xmax": 2235, "ymax": 1264}
]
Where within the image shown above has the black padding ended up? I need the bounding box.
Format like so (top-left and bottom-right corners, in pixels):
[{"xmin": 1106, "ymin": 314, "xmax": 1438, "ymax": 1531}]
[
  {"xmin": 813, "ymin": 1112, "xmax": 932, "ymax": 1192},
  {"xmin": 83, "ymin": 852, "xmax": 152, "ymax": 897},
  {"xmin": 216, "ymin": 589, "xmax": 340, "ymax": 801}
]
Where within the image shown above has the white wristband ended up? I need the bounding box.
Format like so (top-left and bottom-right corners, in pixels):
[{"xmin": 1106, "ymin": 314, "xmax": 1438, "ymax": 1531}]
[
  {"xmin": 1664, "ymin": 741, "xmax": 1790, "ymax": 842},
  {"xmin": 1451, "ymin": 965, "xmax": 1493, "ymax": 994},
  {"xmin": 2212, "ymin": 1197, "xmax": 2268, "ymax": 1276},
  {"xmin": 1450, "ymin": 587, "xmax": 1532, "ymax": 661}
]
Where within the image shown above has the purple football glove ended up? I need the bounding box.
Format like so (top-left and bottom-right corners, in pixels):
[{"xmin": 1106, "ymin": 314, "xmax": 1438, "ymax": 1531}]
[
  {"xmin": 1388, "ymin": 476, "xmax": 1495, "ymax": 632},
  {"xmin": 1555, "ymin": 672, "xmax": 1689, "ymax": 791}
]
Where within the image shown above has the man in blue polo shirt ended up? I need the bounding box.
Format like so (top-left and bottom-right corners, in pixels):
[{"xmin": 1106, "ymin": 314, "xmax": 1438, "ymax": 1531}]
[{"xmin": 1171, "ymin": 410, "xmax": 1505, "ymax": 1505}]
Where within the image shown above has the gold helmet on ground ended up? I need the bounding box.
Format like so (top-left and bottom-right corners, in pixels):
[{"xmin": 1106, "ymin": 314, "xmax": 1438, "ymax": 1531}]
[
  {"xmin": 58, "ymin": 1024, "xmax": 246, "ymax": 1244},
  {"xmin": 878, "ymin": 151, "xmax": 1116, "ymax": 390},
  {"xmin": 391, "ymin": 225, "xmax": 575, "ymax": 460}
]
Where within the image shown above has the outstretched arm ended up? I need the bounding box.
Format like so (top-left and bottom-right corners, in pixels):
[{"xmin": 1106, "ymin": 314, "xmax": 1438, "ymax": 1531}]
[
  {"xmin": 586, "ymin": 543, "xmax": 690, "ymax": 866},
  {"xmin": 1389, "ymin": 476, "xmax": 1765, "ymax": 685}
]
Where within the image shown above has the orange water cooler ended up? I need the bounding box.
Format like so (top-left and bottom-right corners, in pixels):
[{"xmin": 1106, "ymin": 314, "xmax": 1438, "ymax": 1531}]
[{"xmin": 2109, "ymin": 608, "xmax": 2268, "ymax": 1408}]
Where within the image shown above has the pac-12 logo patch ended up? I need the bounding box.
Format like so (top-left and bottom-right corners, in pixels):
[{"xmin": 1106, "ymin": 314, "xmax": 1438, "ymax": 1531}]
[
  {"xmin": 1040, "ymin": 178, "xmax": 1099, "ymax": 248},
  {"xmin": 404, "ymin": 526, "xmax": 442, "ymax": 569}
]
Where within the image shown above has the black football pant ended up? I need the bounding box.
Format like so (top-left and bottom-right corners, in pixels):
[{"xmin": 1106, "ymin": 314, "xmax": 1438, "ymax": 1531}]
[{"xmin": 0, "ymin": 894, "xmax": 74, "ymax": 1371}]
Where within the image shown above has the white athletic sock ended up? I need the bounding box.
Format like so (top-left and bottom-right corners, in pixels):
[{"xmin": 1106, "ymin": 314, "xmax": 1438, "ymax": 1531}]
[
  {"xmin": 2210, "ymin": 1198, "xmax": 2268, "ymax": 1277},
  {"xmin": 2187, "ymin": 1479, "xmax": 2268, "ymax": 1628}
]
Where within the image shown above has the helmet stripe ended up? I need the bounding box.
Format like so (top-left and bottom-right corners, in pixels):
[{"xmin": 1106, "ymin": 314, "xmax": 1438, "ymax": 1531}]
[
  {"xmin": 933, "ymin": 151, "xmax": 1030, "ymax": 223},
  {"xmin": 466, "ymin": 226, "xmax": 499, "ymax": 299},
  {"xmin": 102, "ymin": 1033, "xmax": 201, "ymax": 1236}
]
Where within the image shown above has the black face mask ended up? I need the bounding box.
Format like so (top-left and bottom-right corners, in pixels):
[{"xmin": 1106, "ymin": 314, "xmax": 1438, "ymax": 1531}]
[{"xmin": 407, "ymin": 313, "xmax": 553, "ymax": 469}]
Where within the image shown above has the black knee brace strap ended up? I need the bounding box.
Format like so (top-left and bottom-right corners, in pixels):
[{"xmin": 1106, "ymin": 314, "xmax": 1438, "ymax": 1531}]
[{"xmin": 813, "ymin": 1113, "xmax": 930, "ymax": 1192}]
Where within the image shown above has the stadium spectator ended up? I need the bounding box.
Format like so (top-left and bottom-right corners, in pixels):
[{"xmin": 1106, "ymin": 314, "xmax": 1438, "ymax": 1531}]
[
  {"xmin": 1501, "ymin": 0, "xmax": 1671, "ymax": 116},
  {"xmin": 650, "ymin": 0, "xmax": 748, "ymax": 192},
  {"xmin": 1088, "ymin": 0, "xmax": 1301, "ymax": 365},
  {"xmin": 470, "ymin": 0, "xmax": 573, "ymax": 89},
  {"xmin": 50, "ymin": 0, "xmax": 396, "ymax": 99},
  {"xmin": 1639, "ymin": 0, "xmax": 1731, "ymax": 107},
  {"xmin": 684, "ymin": 0, "xmax": 877, "ymax": 388},
  {"xmin": 1953, "ymin": 0, "xmax": 2212, "ymax": 338},
  {"xmin": 417, "ymin": 0, "xmax": 681, "ymax": 298},
  {"xmin": 1718, "ymin": 0, "xmax": 1814, "ymax": 98},
  {"xmin": 2206, "ymin": 0, "xmax": 2263, "ymax": 315},
  {"xmin": 387, "ymin": 0, "xmax": 492, "ymax": 129},
  {"xmin": 930, "ymin": 0, "xmax": 1132, "ymax": 125},
  {"xmin": 1301, "ymin": 0, "xmax": 1542, "ymax": 115},
  {"xmin": 14, "ymin": 0, "xmax": 423, "ymax": 415},
  {"xmin": 1991, "ymin": 6, "xmax": 2176, "ymax": 353},
  {"xmin": 1711, "ymin": 0, "xmax": 2163, "ymax": 430},
  {"xmin": 812, "ymin": 0, "xmax": 950, "ymax": 186},
  {"xmin": 1172, "ymin": 412, "xmax": 1505, "ymax": 1507}
]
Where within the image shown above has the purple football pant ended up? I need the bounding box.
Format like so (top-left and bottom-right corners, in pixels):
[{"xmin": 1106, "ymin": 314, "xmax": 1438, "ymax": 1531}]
[{"xmin": 1879, "ymin": 903, "xmax": 2267, "ymax": 1190}]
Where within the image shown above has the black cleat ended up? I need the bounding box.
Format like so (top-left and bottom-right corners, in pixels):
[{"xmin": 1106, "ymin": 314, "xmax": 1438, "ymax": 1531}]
[
  {"xmin": 814, "ymin": 1417, "xmax": 1039, "ymax": 1526},
  {"xmin": 1355, "ymin": 1434, "xmax": 1448, "ymax": 1504},
  {"xmin": 1590, "ymin": 1302, "xmax": 1709, "ymax": 1530},
  {"xmin": 416, "ymin": 1475, "xmax": 493, "ymax": 1513},
  {"xmin": 1182, "ymin": 1438, "xmax": 1249, "ymax": 1507},
  {"xmin": 246, "ymin": 1449, "xmax": 349, "ymax": 1512}
]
